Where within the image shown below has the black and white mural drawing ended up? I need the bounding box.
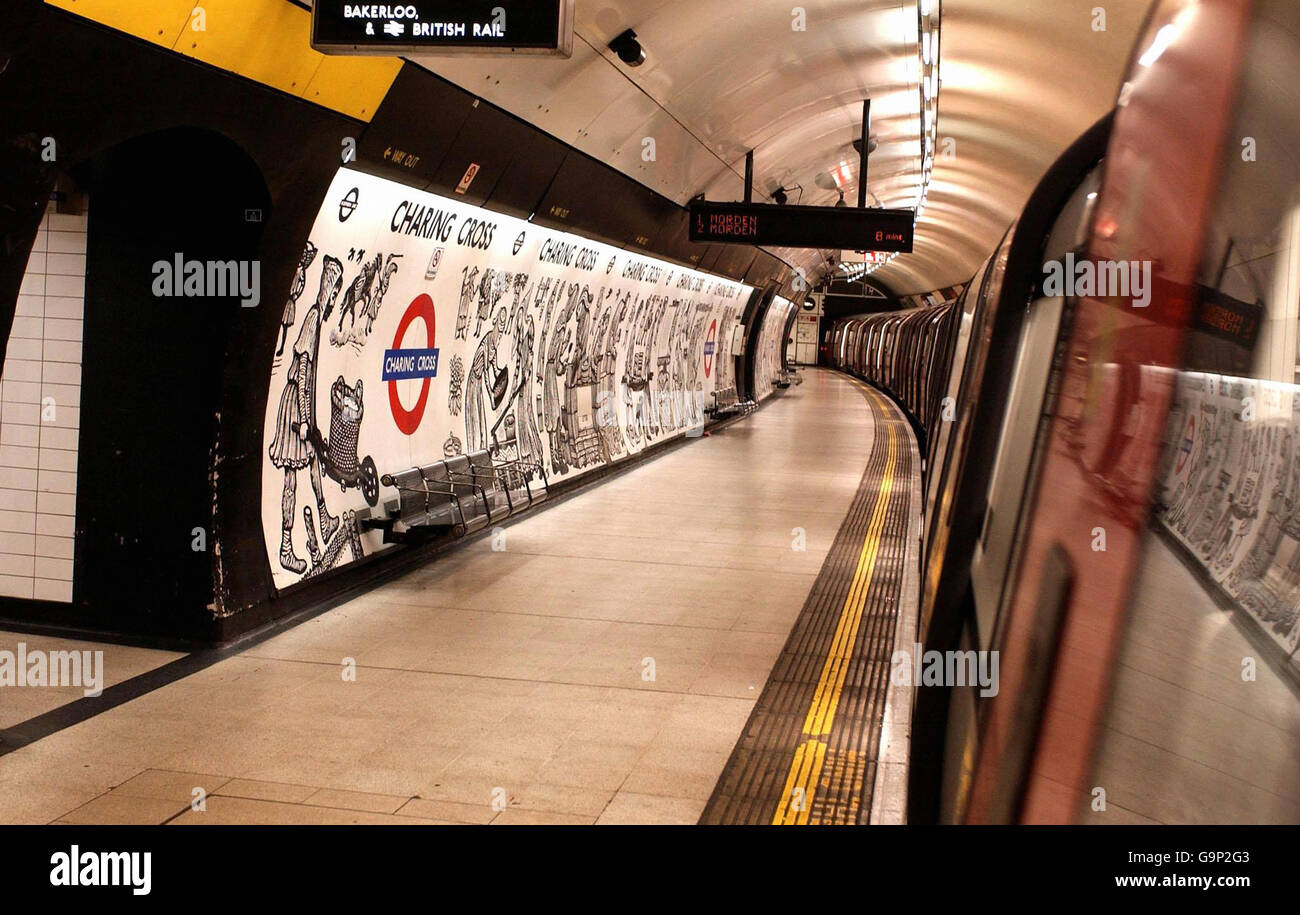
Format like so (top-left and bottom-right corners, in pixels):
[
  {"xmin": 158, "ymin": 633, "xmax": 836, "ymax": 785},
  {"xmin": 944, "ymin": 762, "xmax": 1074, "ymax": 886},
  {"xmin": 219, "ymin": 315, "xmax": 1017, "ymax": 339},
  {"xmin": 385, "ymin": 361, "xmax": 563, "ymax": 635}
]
[
  {"xmin": 1155, "ymin": 370, "xmax": 1300, "ymax": 657},
  {"xmin": 753, "ymin": 296, "xmax": 796, "ymax": 402},
  {"xmin": 262, "ymin": 170, "xmax": 760, "ymax": 589}
]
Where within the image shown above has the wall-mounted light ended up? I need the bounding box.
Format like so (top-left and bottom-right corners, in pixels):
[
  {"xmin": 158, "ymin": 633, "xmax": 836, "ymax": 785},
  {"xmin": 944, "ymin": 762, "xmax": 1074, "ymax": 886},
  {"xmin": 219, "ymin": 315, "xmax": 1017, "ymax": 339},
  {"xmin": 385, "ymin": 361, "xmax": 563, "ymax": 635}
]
[{"xmin": 609, "ymin": 28, "xmax": 646, "ymax": 67}]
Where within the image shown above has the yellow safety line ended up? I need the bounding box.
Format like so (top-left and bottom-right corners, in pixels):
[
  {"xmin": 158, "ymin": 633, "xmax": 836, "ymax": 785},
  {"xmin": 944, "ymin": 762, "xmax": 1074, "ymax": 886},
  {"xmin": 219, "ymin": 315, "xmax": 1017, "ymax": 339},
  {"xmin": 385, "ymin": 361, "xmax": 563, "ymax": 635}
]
[{"xmin": 772, "ymin": 390, "xmax": 898, "ymax": 825}]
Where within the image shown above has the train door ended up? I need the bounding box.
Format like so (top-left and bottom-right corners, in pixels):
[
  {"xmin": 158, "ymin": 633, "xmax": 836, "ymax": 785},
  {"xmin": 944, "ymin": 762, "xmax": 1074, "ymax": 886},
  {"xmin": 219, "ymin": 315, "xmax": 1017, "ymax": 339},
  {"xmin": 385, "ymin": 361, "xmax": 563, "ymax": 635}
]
[{"xmin": 964, "ymin": 0, "xmax": 1266, "ymax": 823}]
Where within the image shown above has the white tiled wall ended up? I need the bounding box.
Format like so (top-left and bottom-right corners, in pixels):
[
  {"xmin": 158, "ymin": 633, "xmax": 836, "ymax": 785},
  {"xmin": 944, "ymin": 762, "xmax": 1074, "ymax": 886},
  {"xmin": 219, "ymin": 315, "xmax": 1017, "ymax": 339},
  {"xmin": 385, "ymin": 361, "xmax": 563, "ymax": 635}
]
[{"xmin": 0, "ymin": 203, "xmax": 85, "ymax": 602}]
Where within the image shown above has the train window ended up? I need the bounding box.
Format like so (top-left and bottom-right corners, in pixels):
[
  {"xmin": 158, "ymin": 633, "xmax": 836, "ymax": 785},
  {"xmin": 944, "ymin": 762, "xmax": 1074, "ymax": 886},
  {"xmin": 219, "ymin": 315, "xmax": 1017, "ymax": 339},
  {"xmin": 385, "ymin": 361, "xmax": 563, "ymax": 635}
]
[
  {"xmin": 971, "ymin": 165, "xmax": 1105, "ymax": 652},
  {"xmin": 922, "ymin": 240, "xmax": 1002, "ymax": 580},
  {"xmin": 1085, "ymin": 0, "xmax": 1300, "ymax": 824}
]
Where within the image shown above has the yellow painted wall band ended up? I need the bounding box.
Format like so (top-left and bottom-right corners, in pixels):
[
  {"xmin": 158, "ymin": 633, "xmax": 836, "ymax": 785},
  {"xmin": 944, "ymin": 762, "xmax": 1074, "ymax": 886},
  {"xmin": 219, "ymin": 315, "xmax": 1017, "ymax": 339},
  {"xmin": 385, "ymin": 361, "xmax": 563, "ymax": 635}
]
[{"xmin": 46, "ymin": 0, "xmax": 400, "ymax": 121}]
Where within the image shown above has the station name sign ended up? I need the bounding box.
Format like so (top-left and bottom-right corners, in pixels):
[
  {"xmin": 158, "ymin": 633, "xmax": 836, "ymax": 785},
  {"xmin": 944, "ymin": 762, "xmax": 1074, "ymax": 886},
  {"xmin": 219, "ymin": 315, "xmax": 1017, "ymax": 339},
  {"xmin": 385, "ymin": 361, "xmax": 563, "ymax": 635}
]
[
  {"xmin": 312, "ymin": 1, "xmax": 575, "ymax": 56},
  {"xmin": 688, "ymin": 201, "xmax": 915, "ymax": 252}
]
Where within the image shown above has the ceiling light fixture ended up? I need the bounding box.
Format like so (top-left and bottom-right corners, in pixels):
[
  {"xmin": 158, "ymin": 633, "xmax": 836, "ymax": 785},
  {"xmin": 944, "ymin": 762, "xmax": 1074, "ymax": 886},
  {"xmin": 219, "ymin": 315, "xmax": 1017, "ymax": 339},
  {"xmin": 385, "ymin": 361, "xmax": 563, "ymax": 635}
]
[{"xmin": 609, "ymin": 28, "xmax": 646, "ymax": 67}]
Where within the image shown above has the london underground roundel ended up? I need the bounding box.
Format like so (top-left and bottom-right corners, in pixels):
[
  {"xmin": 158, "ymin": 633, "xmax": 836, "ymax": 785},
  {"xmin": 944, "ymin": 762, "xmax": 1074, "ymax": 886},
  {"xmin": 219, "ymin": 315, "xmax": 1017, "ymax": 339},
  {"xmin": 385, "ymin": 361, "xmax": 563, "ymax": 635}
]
[
  {"xmin": 384, "ymin": 294, "xmax": 439, "ymax": 435},
  {"xmin": 704, "ymin": 319, "xmax": 717, "ymax": 378}
]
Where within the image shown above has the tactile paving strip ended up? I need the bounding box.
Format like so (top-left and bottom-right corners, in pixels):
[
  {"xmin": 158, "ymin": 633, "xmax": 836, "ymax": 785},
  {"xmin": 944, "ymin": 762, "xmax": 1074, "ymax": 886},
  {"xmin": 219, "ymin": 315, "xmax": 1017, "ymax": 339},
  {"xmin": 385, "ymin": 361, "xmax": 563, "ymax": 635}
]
[{"xmin": 700, "ymin": 385, "xmax": 915, "ymax": 825}]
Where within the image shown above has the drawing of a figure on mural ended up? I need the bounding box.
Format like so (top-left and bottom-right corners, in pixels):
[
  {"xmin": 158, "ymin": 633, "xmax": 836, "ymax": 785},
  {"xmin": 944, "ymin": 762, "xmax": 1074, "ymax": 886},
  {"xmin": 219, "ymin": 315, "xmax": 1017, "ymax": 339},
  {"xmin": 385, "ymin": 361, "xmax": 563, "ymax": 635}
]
[
  {"xmin": 323, "ymin": 252, "xmax": 403, "ymax": 349},
  {"xmin": 542, "ymin": 283, "xmax": 580, "ymax": 475},
  {"xmin": 277, "ymin": 242, "xmax": 317, "ymax": 357},
  {"xmin": 331, "ymin": 252, "xmax": 381, "ymax": 330},
  {"xmin": 1230, "ymin": 427, "xmax": 1295, "ymax": 592},
  {"xmin": 682, "ymin": 307, "xmax": 708, "ymax": 429},
  {"xmin": 623, "ymin": 293, "xmax": 655, "ymax": 449},
  {"xmin": 646, "ymin": 296, "xmax": 670, "ymax": 436},
  {"xmin": 474, "ymin": 269, "xmax": 508, "ymax": 339},
  {"xmin": 593, "ymin": 289, "xmax": 623, "ymax": 459},
  {"xmin": 534, "ymin": 277, "xmax": 563, "ymax": 454},
  {"xmin": 465, "ymin": 306, "xmax": 512, "ymax": 459},
  {"xmin": 508, "ymin": 290, "xmax": 545, "ymax": 473},
  {"xmin": 562, "ymin": 285, "xmax": 606, "ymax": 469},
  {"xmin": 302, "ymin": 376, "xmax": 367, "ymax": 579},
  {"xmin": 1189, "ymin": 391, "xmax": 1245, "ymax": 548},
  {"xmin": 654, "ymin": 301, "xmax": 680, "ymax": 433},
  {"xmin": 1206, "ymin": 422, "xmax": 1265, "ymax": 572},
  {"xmin": 456, "ymin": 265, "xmax": 479, "ymax": 341},
  {"xmin": 507, "ymin": 272, "xmax": 529, "ymax": 326},
  {"xmin": 604, "ymin": 291, "xmax": 632, "ymax": 458},
  {"xmin": 363, "ymin": 254, "xmax": 401, "ymax": 336},
  {"xmin": 715, "ymin": 309, "xmax": 737, "ymax": 392},
  {"xmin": 1170, "ymin": 401, "xmax": 1222, "ymax": 534},
  {"xmin": 268, "ymin": 254, "xmax": 344, "ymax": 574},
  {"xmin": 462, "ymin": 280, "xmax": 545, "ymax": 480}
]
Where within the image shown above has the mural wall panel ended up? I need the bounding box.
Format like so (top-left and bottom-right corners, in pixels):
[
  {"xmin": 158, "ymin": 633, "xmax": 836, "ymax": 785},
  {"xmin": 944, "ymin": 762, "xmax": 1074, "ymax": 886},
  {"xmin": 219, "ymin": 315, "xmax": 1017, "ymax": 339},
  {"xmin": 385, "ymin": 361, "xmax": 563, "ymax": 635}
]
[
  {"xmin": 1155, "ymin": 370, "xmax": 1300, "ymax": 659},
  {"xmin": 261, "ymin": 170, "xmax": 751, "ymax": 590},
  {"xmin": 753, "ymin": 296, "xmax": 796, "ymax": 402}
]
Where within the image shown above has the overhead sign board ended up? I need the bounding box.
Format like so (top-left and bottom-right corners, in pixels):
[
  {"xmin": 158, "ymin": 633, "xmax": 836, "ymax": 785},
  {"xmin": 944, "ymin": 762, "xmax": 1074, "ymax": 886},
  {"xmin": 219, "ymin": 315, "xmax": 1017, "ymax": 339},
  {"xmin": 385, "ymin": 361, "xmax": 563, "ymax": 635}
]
[
  {"xmin": 311, "ymin": 1, "xmax": 575, "ymax": 57},
  {"xmin": 689, "ymin": 201, "xmax": 914, "ymax": 252}
]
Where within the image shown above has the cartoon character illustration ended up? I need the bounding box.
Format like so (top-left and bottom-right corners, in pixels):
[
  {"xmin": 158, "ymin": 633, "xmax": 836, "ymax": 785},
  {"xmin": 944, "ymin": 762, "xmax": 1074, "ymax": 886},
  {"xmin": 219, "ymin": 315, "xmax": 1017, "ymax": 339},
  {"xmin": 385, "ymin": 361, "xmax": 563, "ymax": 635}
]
[
  {"xmin": 456, "ymin": 266, "xmax": 480, "ymax": 341},
  {"xmin": 465, "ymin": 307, "xmax": 512, "ymax": 457},
  {"xmin": 362, "ymin": 254, "xmax": 401, "ymax": 336},
  {"xmin": 276, "ymin": 242, "xmax": 317, "ymax": 357},
  {"xmin": 474, "ymin": 269, "xmax": 508, "ymax": 339},
  {"xmin": 332, "ymin": 252, "xmax": 382, "ymax": 330},
  {"xmin": 268, "ymin": 255, "xmax": 344, "ymax": 574},
  {"xmin": 508, "ymin": 293, "xmax": 545, "ymax": 470}
]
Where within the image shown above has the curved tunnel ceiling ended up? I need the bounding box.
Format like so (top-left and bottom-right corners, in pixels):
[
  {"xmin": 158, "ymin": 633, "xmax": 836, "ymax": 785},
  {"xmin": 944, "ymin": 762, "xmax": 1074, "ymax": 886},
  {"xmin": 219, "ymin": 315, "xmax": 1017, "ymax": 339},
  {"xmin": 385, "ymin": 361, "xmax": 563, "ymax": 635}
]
[{"xmin": 315, "ymin": 1, "xmax": 1150, "ymax": 295}]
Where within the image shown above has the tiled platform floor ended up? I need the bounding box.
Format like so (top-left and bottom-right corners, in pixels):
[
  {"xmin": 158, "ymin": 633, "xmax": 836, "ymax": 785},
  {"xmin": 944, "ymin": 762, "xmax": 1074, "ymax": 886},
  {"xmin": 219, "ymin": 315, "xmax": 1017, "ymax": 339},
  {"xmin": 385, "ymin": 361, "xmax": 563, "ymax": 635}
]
[{"xmin": 0, "ymin": 369, "xmax": 877, "ymax": 824}]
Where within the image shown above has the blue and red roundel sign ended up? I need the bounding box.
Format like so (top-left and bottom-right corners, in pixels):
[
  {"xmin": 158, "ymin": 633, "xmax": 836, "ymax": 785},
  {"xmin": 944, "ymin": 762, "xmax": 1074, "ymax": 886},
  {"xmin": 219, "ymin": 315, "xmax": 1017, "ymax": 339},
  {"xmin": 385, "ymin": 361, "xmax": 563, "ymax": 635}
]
[
  {"xmin": 385, "ymin": 294, "xmax": 439, "ymax": 436},
  {"xmin": 703, "ymin": 319, "xmax": 717, "ymax": 378}
]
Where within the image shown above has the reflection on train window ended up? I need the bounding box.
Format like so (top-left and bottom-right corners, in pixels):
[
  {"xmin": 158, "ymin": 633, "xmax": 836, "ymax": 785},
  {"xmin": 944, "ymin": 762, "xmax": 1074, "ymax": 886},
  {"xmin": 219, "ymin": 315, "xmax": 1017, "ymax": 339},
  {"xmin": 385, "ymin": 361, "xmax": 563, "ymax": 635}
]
[{"xmin": 1086, "ymin": 0, "xmax": 1300, "ymax": 824}]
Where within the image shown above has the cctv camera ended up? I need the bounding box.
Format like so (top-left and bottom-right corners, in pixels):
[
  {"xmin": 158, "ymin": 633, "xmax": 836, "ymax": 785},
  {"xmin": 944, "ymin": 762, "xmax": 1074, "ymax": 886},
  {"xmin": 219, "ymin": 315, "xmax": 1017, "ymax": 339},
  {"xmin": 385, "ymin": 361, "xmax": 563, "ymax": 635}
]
[{"xmin": 609, "ymin": 29, "xmax": 646, "ymax": 67}]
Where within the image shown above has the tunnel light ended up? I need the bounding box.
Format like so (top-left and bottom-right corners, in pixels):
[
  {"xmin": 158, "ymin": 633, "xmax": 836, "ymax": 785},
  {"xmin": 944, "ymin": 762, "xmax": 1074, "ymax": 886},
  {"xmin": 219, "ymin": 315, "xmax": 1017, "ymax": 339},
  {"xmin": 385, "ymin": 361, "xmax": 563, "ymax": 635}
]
[
  {"xmin": 922, "ymin": 32, "xmax": 931, "ymax": 65},
  {"xmin": 919, "ymin": 0, "xmax": 930, "ymax": 18},
  {"xmin": 1138, "ymin": 22, "xmax": 1180, "ymax": 68}
]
